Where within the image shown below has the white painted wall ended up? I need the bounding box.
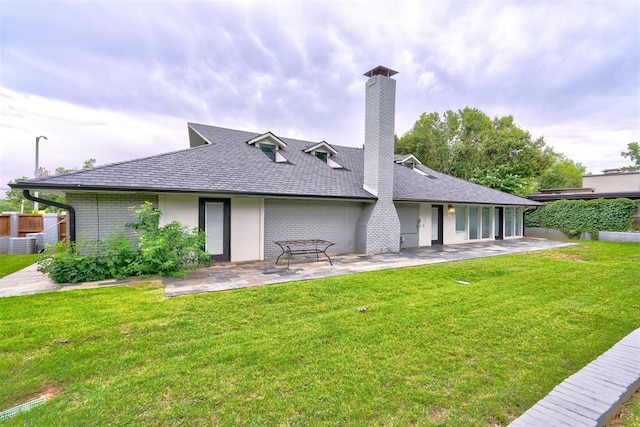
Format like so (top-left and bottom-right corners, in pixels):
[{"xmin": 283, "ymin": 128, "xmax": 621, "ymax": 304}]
[
  {"xmin": 230, "ymin": 197, "xmax": 264, "ymax": 262},
  {"xmin": 157, "ymin": 194, "xmax": 527, "ymax": 261},
  {"xmin": 583, "ymin": 173, "xmax": 640, "ymax": 193},
  {"xmin": 158, "ymin": 194, "xmax": 199, "ymax": 228},
  {"xmin": 159, "ymin": 194, "xmax": 264, "ymax": 262}
]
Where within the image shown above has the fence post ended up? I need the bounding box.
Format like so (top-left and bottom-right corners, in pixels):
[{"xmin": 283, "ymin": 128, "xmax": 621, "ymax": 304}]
[{"xmin": 9, "ymin": 212, "xmax": 19, "ymax": 237}]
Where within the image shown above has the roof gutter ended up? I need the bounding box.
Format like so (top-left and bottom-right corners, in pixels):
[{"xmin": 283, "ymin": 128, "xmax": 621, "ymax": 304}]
[{"xmin": 22, "ymin": 190, "xmax": 76, "ymax": 243}]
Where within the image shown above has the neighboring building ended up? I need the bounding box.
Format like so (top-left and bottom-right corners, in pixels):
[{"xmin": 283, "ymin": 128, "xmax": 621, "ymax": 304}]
[
  {"xmin": 528, "ymin": 169, "xmax": 640, "ymax": 202},
  {"xmin": 12, "ymin": 66, "xmax": 538, "ymax": 262}
]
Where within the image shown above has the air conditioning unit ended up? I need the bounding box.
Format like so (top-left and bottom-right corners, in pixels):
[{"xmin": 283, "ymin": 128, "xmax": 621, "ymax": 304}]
[
  {"xmin": 8, "ymin": 237, "xmax": 36, "ymax": 255},
  {"xmin": 26, "ymin": 233, "xmax": 45, "ymax": 252}
]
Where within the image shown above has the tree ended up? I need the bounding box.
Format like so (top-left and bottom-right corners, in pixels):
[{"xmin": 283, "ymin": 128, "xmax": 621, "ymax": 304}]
[
  {"xmin": 621, "ymin": 142, "xmax": 640, "ymax": 172},
  {"xmin": 396, "ymin": 107, "xmax": 558, "ymax": 196},
  {"xmin": 539, "ymin": 157, "xmax": 586, "ymax": 189},
  {"xmin": 0, "ymin": 177, "xmax": 31, "ymax": 212},
  {"xmin": 395, "ymin": 111, "xmax": 455, "ymax": 174},
  {"xmin": 83, "ymin": 158, "xmax": 96, "ymax": 169},
  {"xmin": 54, "ymin": 166, "xmax": 74, "ymax": 175},
  {"xmin": 2, "ymin": 159, "xmax": 97, "ymax": 213}
]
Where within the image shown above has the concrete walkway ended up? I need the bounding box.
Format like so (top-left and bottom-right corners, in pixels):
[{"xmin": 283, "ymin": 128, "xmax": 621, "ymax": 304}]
[{"xmin": 0, "ymin": 263, "xmax": 159, "ymax": 298}]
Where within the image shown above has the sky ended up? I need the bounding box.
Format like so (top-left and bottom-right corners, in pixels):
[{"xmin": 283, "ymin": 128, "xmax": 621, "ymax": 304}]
[{"xmin": 1, "ymin": 0, "xmax": 639, "ymax": 193}]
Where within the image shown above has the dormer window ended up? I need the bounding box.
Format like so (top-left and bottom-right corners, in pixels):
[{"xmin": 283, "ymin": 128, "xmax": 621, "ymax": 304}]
[
  {"xmin": 304, "ymin": 141, "xmax": 343, "ymax": 169},
  {"xmin": 315, "ymin": 151, "xmax": 328, "ymax": 162},
  {"xmin": 259, "ymin": 143, "xmax": 276, "ymax": 161},
  {"xmin": 247, "ymin": 132, "xmax": 289, "ymax": 163},
  {"xmin": 395, "ymin": 154, "xmax": 433, "ymax": 177}
]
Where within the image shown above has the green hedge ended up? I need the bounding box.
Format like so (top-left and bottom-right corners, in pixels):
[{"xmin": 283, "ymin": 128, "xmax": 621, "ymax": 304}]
[{"xmin": 525, "ymin": 198, "xmax": 639, "ymax": 237}]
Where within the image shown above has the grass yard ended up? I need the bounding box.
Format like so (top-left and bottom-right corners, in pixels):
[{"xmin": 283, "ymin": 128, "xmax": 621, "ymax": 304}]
[
  {"xmin": 1, "ymin": 241, "xmax": 639, "ymax": 425},
  {"xmin": 610, "ymin": 391, "xmax": 640, "ymax": 427},
  {"xmin": 0, "ymin": 254, "xmax": 39, "ymax": 278}
]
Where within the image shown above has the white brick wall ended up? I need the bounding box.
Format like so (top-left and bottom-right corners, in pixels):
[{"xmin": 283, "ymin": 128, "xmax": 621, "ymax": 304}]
[
  {"xmin": 263, "ymin": 198, "xmax": 363, "ymax": 258},
  {"xmin": 356, "ymin": 72, "xmax": 401, "ymax": 254},
  {"xmin": 66, "ymin": 193, "xmax": 158, "ymax": 242}
]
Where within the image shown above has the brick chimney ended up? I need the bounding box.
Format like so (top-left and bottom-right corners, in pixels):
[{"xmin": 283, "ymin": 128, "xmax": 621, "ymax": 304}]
[{"xmin": 355, "ymin": 66, "xmax": 401, "ymax": 254}]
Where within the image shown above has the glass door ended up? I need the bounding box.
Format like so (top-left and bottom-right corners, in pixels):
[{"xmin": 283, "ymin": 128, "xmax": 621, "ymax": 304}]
[
  {"xmin": 199, "ymin": 198, "xmax": 230, "ymax": 262},
  {"xmin": 482, "ymin": 207, "xmax": 491, "ymax": 238},
  {"xmin": 205, "ymin": 202, "xmax": 224, "ymax": 255}
]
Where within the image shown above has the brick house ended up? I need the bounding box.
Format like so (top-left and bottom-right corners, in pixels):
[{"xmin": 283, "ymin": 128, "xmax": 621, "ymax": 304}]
[{"xmin": 12, "ymin": 66, "xmax": 539, "ymax": 262}]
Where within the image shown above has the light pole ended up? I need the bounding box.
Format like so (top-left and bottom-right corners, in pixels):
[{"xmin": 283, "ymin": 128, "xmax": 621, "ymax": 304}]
[{"xmin": 34, "ymin": 135, "xmax": 47, "ymax": 212}]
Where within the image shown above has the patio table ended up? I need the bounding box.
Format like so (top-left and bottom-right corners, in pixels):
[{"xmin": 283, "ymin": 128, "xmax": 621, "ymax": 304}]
[{"xmin": 274, "ymin": 239, "xmax": 335, "ymax": 268}]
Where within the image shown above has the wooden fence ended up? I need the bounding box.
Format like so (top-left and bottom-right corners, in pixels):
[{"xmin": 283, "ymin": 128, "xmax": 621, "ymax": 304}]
[
  {"xmin": 0, "ymin": 214, "xmax": 66, "ymax": 240},
  {"xmin": 59, "ymin": 217, "xmax": 67, "ymax": 241},
  {"xmin": 17, "ymin": 215, "xmax": 43, "ymax": 237},
  {"xmin": 0, "ymin": 216, "xmax": 8, "ymax": 237}
]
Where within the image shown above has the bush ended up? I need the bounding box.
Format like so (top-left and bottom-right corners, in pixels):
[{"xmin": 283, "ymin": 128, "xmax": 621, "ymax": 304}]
[
  {"xmin": 38, "ymin": 202, "xmax": 211, "ymax": 283},
  {"xmin": 127, "ymin": 202, "xmax": 210, "ymax": 277},
  {"xmin": 38, "ymin": 235, "xmax": 137, "ymax": 283},
  {"xmin": 525, "ymin": 198, "xmax": 639, "ymax": 237}
]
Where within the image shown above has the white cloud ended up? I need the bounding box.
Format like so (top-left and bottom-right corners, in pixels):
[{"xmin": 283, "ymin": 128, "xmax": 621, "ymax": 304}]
[
  {"xmin": 1, "ymin": 0, "xmax": 638, "ymax": 191},
  {"xmin": 0, "ymin": 87, "xmax": 186, "ymax": 190}
]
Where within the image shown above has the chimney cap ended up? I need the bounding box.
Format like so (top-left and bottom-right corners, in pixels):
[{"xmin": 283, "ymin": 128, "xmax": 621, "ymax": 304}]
[{"xmin": 363, "ymin": 65, "xmax": 398, "ymax": 78}]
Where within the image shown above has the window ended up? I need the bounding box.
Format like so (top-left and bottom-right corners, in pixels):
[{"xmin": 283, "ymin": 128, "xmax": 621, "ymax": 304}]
[
  {"xmin": 469, "ymin": 207, "xmax": 478, "ymax": 239},
  {"xmin": 482, "ymin": 207, "xmax": 491, "ymax": 238},
  {"xmin": 259, "ymin": 143, "xmax": 276, "ymax": 161},
  {"xmin": 515, "ymin": 208, "xmax": 522, "ymax": 236},
  {"xmin": 505, "ymin": 207, "xmax": 513, "ymax": 236},
  {"xmin": 315, "ymin": 151, "xmax": 328, "ymax": 162},
  {"xmin": 455, "ymin": 205, "xmax": 466, "ymax": 233}
]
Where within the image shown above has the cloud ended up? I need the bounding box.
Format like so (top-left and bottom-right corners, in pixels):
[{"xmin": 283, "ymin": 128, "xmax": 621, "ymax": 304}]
[
  {"xmin": 0, "ymin": 87, "xmax": 186, "ymax": 190},
  {"xmin": 0, "ymin": 0, "xmax": 638, "ymax": 190}
]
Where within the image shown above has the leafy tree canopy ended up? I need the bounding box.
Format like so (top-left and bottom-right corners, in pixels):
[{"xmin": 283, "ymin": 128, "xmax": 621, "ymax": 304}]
[
  {"xmin": 396, "ymin": 107, "xmax": 564, "ymax": 196},
  {"xmin": 1, "ymin": 159, "xmax": 97, "ymax": 213},
  {"xmin": 621, "ymin": 142, "xmax": 640, "ymax": 172},
  {"xmin": 539, "ymin": 157, "xmax": 586, "ymax": 190}
]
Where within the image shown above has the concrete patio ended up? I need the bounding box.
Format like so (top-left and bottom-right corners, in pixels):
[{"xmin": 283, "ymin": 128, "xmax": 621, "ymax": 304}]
[{"xmin": 163, "ymin": 237, "xmax": 575, "ymax": 296}]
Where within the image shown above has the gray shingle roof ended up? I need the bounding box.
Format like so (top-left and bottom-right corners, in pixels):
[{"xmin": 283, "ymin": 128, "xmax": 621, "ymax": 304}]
[{"xmin": 14, "ymin": 123, "xmax": 538, "ymax": 206}]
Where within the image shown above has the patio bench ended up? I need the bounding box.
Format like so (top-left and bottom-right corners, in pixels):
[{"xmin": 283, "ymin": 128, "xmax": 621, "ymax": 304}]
[{"xmin": 274, "ymin": 239, "xmax": 335, "ymax": 268}]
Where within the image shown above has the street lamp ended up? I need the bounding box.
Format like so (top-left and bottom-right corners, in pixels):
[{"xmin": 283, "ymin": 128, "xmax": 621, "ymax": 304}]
[{"xmin": 34, "ymin": 135, "xmax": 47, "ymax": 212}]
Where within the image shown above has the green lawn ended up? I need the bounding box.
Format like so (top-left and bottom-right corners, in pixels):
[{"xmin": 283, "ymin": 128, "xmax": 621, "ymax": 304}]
[
  {"xmin": 1, "ymin": 241, "xmax": 639, "ymax": 425},
  {"xmin": 611, "ymin": 392, "xmax": 640, "ymax": 427},
  {"xmin": 0, "ymin": 254, "xmax": 39, "ymax": 278}
]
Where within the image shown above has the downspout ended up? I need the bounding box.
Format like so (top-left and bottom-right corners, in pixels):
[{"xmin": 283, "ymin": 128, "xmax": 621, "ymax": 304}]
[{"xmin": 22, "ymin": 190, "xmax": 76, "ymax": 243}]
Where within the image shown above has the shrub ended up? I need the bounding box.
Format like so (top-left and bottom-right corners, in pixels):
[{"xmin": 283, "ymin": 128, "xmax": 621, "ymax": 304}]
[
  {"xmin": 38, "ymin": 202, "xmax": 211, "ymax": 283},
  {"xmin": 127, "ymin": 202, "xmax": 210, "ymax": 277},
  {"xmin": 525, "ymin": 198, "xmax": 639, "ymax": 237},
  {"xmin": 38, "ymin": 235, "xmax": 137, "ymax": 283}
]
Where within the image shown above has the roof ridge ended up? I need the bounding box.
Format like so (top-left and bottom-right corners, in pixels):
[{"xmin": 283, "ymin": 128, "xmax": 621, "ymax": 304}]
[{"xmin": 189, "ymin": 122, "xmax": 364, "ymax": 152}]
